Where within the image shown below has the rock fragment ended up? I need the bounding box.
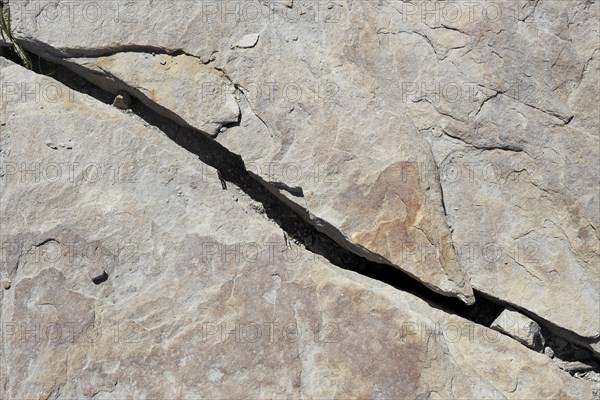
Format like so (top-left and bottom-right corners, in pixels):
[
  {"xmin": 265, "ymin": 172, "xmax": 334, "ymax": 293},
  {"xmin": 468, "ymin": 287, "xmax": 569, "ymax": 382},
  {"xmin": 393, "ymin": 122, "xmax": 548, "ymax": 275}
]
[
  {"xmin": 2, "ymin": 279, "xmax": 11, "ymax": 290},
  {"xmin": 236, "ymin": 34, "xmax": 259, "ymax": 48},
  {"xmin": 112, "ymin": 92, "xmax": 131, "ymax": 110},
  {"xmin": 491, "ymin": 308, "xmax": 545, "ymax": 351},
  {"xmin": 87, "ymin": 265, "xmax": 108, "ymax": 285}
]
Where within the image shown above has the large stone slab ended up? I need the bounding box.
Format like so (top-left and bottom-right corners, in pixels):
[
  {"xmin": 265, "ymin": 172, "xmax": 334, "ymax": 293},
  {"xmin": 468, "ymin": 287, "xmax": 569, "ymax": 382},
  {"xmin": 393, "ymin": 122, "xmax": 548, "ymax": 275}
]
[
  {"xmin": 11, "ymin": 1, "xmax": 476, "ymax": 304},
  {"xmin": 0, "ymin": 58, "xmax": 592, "ymax": 399},
  {"xmin": 4, "ymin": 0, "xmax": 599, "ymax": 347}
]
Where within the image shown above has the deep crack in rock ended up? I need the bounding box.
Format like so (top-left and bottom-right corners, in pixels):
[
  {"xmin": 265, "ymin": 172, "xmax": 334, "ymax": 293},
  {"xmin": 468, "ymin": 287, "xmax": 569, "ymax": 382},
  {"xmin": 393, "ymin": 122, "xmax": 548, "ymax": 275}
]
[{"xmin": 9, "ymin": 47, "xmax": 599, "ymax": 378}]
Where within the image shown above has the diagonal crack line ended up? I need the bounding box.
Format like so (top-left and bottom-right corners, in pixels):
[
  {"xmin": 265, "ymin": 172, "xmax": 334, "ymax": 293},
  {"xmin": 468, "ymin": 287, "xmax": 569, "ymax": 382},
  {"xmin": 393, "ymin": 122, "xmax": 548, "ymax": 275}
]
[
  {"xmin": 441, "ymin": 129, "xmax": 525, "ymax": 153},
  {"xmin": 225, "ymin": 77, "xmax": 275, "ymax": 139},
  {"xmin": 14, "ymin": 38, "xmax": 209, "ymax": 63},
  {"xmin": 7, "ymin": 48, "xmax": 490, "ymax": 314},
  {"xmin": 7, "ymin": 49, "xmax": 600, "ymax": 366}
]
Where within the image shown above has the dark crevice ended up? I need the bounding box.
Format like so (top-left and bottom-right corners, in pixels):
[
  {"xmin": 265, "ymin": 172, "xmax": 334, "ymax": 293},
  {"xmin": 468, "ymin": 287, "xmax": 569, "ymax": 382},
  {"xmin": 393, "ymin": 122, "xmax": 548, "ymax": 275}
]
[
  {"xmin": 34, "ymin": 238, "xmax": 59, "ymax": 247},
  {"xmin": 0, "ymin": 44, "xmax": 24, "ymax": 67},
  {"xmin": 19, "ymin": 52, "xmax": 495, "ymax": 317},
  {"xmin": 16, "ymin": 38, "xmax": 200, "ymax": 61},
  {"xmin": 10, "ymin": 51, "xmax": 600, "ymax": 368},
  {"xmin": 91, "ymin": 272, "xmax": 109, "ymax": 286}
]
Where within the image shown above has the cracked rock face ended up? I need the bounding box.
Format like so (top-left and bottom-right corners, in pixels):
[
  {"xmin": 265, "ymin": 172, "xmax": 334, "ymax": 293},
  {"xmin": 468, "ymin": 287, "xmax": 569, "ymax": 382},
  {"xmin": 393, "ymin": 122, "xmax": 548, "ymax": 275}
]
[
  {"xmin": 26, "ymin": 0, "xmax": 597, "ymax": 341},
  {"xmin": 72, "ymin": 52, "xmax": 240, "ymax": 136},
  {"xmin": 51, "ymin": 3, "xmax": 477, "ymax": 305},
  {"xmin": 0, "ymin": 0, "xmax": 599, "ymax": 397},
  {"xmin": 0, "ymin": 57, "xmax": 593, "ymax": 399}
]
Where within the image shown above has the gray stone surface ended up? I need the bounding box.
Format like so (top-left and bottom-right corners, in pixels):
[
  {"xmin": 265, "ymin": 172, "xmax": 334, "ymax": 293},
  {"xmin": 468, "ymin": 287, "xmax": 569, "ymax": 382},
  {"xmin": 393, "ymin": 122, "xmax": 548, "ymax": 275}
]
[
  {"xmin": 0, "ymin": 57, "xmax": 592, "ymax": 399},
  {"xmin": 491, "ymin": 308, "xmax": 545, "ymax": 351},
  {"xmin": 74, "ymin": 53, "xmax": 240, "ymax": 136},
  {"xmin": 8, "ymin": 0, "xmax": 597, "ymax": 338},
  {"xmin": 0, "ymin": 0, "xmax": 599, "ymax": 396}
]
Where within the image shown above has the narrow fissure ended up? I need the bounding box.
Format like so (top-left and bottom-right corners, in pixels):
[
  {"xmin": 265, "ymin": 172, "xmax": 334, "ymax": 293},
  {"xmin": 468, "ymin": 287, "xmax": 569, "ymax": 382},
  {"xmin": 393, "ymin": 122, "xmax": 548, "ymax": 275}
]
[{"xmin": 6, "ymin": 49, "xmax": 598, "ymax": 377}]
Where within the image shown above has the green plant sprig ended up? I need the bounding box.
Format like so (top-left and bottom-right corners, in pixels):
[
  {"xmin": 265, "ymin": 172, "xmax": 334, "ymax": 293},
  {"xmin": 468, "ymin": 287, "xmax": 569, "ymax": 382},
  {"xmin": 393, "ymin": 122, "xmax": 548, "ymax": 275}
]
[{"xmin": 1, "ymin": 0, "xmax": 33, "ymax": 69}]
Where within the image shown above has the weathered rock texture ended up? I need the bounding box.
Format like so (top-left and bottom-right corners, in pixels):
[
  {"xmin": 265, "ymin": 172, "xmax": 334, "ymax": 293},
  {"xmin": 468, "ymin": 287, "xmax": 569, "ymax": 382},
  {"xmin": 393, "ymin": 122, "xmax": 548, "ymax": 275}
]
[
  {"xmin": 0, "ymin": 0, "xmax": 599, "ymax": 397},
  {"xmin": 13, "ymin": 0, "xmax": 479, "ymax": 305},
  {"xmin": 6, "ymin": 0, "xmax": 598, "ymax": 340},
  {"xmin": 0, "ymin": 57, "xmax": 592, "ymax": 399},
  {"xmin": 73, "ymin": 53, "xmax": 240, "ymax": 136},
  {"xmin": 66, "ymin": 49, "xmax": 476, "ymax": 305}
]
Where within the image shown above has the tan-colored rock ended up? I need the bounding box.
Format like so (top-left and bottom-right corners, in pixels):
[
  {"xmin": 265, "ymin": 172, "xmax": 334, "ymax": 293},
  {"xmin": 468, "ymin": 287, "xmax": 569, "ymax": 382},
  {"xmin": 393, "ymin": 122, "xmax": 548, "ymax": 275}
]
[
  {"xmin": 491, "ymin": 308, "xmax": 545, "ymax": 351},
  {"xmin": 2, "ymin": 278, "xmax": 11, "ymax": 289},
  {"xmin": 3, "ymin": 0, "xmax": 599, "ymax": 344},
  {"xmin": 73, "ymin": 53, "xmax": 240, "ymax": 136},
  {"xmin": 0, "ymin": 58, "xmax": 591, "ymax": 399},
  {"xmin": 66, "ymin": 42, "xmax": 475, "ymax": 306},
  {"xmin": 7, "ymin": 0, "xmax": 598, "ymax": 338}
]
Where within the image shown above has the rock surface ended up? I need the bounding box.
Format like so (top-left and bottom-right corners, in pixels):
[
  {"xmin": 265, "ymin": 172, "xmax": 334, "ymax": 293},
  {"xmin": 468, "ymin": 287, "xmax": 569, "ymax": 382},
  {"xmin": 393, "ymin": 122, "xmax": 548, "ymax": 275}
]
[
  {"xmin": 10, "ymin": 1, "xmax": 479, "ymax": 306},
  {"xmin": 7, "ymin": 0, "xmax": 598, "ymax": 340},
  {"xmin": 1, "ymin": 0, "xmax": 599, "ymax": 397},
  {"xmin": 73, "ymin": 53, "xmax": 240, "ymax": 136},
  {"xmin": 0, "ymin": 57, "xmax": 593, "ymax": 399},
  {"xmin": 66, "ymin": 47, "xmax": 476, "ymax": 305}
]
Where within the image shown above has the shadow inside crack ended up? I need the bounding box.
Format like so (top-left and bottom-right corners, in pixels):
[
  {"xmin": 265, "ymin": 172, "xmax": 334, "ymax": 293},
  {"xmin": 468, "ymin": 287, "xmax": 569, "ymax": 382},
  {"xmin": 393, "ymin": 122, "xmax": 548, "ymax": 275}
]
[
  {"xmin": 18, "ymin": 52, "xmax": 489, "ymax": 318},
  {"xmin": 13, "ymin": 52, "xmax": 599, "ymax": 366}
]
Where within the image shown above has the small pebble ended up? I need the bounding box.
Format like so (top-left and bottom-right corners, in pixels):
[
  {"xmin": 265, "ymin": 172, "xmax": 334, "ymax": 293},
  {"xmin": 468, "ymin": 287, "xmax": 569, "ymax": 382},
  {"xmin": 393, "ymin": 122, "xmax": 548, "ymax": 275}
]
[
  {"xmin": 2, "ymin": 279, "xmax": 11, "ymax": 289},
  {"xmin": 88, "ymin": 265, "xmax": 108, "ymax": 285},
  {"xmin": 544, "ymin": 347, "xmax": 554, "ymax": 358},
  {"xmin": 160, "ymin": 60, "xmax": 167, "ymax": 66},
  {"xmin": 112, "ymin": 93, "xmax": 131, "ymax": 110},
  {"xmin": 46, "ymin": 141, "xmax": 58, "ymax": 150}
]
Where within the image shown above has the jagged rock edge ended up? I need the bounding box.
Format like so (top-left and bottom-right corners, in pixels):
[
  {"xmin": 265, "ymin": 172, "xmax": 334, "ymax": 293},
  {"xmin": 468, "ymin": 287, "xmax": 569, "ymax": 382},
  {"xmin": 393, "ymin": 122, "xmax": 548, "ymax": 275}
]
[
  {"xmin": 7, "ymin": 42, "xmax": 599, "ymax": 371},
  {"xmin": 22, "ymin": 40, "xmax": 477, "ymax": 304}
]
